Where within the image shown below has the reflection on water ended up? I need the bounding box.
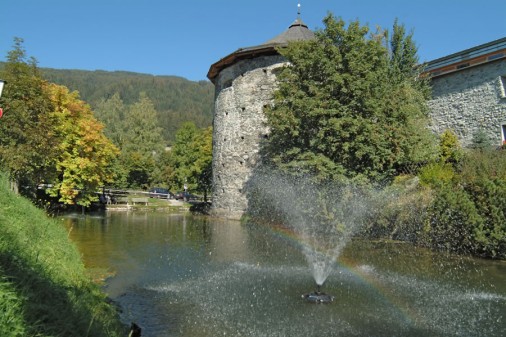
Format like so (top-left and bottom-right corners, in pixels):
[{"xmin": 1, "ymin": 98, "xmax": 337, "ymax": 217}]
[{"xmin": 62, "ymin": 212, "xmax": 506, "ymax": 337}]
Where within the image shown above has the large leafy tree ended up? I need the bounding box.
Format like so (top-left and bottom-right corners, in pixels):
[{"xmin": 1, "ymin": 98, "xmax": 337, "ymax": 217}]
[
  {"xmin": 168, "ymin": 122, "xmax": 212, "ymax": 196},
  {"xmin": 265, "ymin": 15, "xmax": 436, "ymax": 184},
  {"xmin": 45, "ymin": 84, "xmax": 119, "ymax": 206},
  {"xmin": 0, "ymin": 38, "xmax": 56, "ymax": 191},
  {"xmin": 0, "ymin": 39, "xmax": 119, "ymax": 206},
  {"xmin": 194, "ymin": 126, "xmax": 213, "ymax": 200}
]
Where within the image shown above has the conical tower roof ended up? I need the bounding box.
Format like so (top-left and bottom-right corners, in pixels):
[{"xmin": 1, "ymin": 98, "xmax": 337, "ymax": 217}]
[
  {"xmin": 264, "ymin": 17, "xmax": 315, "ymax": 44},
  {"xmin": 207, "ymin": 16, "xmax": 315, "ymax": 82}
]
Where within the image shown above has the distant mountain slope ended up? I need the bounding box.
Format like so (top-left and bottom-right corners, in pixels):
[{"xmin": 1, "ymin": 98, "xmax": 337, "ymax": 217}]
[{"xmin": 41, "ymin": 68, "xmax": 215, "ymax": 143}]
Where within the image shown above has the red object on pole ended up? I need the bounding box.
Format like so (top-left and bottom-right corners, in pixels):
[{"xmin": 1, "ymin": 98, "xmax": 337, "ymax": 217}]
[{"xmin": 0, "ymin": 108, "xmax": 3, "ymax": 118}]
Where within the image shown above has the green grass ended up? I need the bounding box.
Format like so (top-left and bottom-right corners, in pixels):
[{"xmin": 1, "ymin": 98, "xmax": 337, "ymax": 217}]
[{"xmin": 0, "ymin": 171, "xmax": 125, "ymax": 337}]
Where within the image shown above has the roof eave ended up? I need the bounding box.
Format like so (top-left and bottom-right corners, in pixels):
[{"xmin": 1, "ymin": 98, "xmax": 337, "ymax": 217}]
[{"xmin": 207, "ymin": 43, "xmax": 287, "ymax": 82}]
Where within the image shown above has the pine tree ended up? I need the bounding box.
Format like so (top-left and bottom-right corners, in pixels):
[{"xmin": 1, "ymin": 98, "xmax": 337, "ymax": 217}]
[
  {"xmin": 120, "ymin": 92, "xmax": 165, "ymax": 188},
  {"xmin": 94, "ymin": 92, "xmax": 126, "ymax": 147}
]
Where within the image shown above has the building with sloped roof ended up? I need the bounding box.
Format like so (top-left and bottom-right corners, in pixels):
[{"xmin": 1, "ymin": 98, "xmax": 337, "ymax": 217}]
[
  {"xmin": 207, "ymin": 9, "xmax": 506, "ymax": 218},
  {"xmin": 207, "ymin": 15, "xmax": 315, "ymax": 219}
]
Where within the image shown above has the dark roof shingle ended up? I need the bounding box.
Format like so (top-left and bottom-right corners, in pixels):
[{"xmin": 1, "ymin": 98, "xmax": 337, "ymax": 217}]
[
  {"xmin": 207, "ymin": 17, "xmax": 315, "ymax": 82},
  {"xmin": 264, "ymin": 18, "xmax": 315, "ymax": 44}
]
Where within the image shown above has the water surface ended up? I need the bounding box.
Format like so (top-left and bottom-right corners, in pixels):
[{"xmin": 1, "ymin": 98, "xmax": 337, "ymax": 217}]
[{"xmin": 62, "ymin": 212, "xmax": 506, "ymax": 337}]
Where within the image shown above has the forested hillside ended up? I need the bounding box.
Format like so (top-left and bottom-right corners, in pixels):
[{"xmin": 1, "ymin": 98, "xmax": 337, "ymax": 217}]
[
  {"xmin": 0, "ymin": 38, "xmax": 214, "ymax": 194},
  {"xmin": 41, "ymin": 68, "xmax": 215, "ymax": 144}
]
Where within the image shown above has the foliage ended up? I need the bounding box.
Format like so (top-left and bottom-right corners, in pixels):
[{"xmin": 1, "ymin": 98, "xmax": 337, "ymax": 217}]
[
  {"xmin": 375, "ymin": 130, "xmax": 506, "ymax": 259},
  {"xmin": 94, "ymin": 92, "xmax": 172, "ymax": 189},
  {"xmin": 371, "ymin": 131, "xmax": 505, "ymax": 259},
  {"xmin": 44, "ymin": 84, "xmax": 119, "ymax": 206},
  {"xmin": 0, "ymin": 39, "xmax": 120, "ymax": 207},
  {"xmin": 0, "ymin": 171, "xmax": 124, "ymax": 336},
  {"xmin": 168, "ymin": 123, "xmax": 212, "ymax": 196},
  {"xmin": 94, "ymin": 92, "xmax": 126, "ymax": 148},
  {"xmin": 117, "ymin": 93, "xmax": 166, "ymax": 189},
  {"xmin": 194, "ymin": 127, "xmax": 213, "ymax": 200},
  {"xmin": 387, "ymin": 19, "xmax": 431, "ymax": 98},
  {"xmin": 438, "ymin": 129, "xmax": 463, "ymax": 164},
  {"xmin": 422, "ymin": 149, "xmax": 506, "ymax": 258},
  {"xmin": 0, "ymin": 38, "xmax": 56, "ymax": 189},
  {"xmin": 150, "ymin": 149, "xmax": 175, "ymax": 189},
  {"xmin": 470, "ymin": 128, "xmax": 491, "ymax": 150},
  {"xmin": 424, "ymin": 183, "xmax": 484, "ymax": 253},
  {"xmin": 418, "ymin": 162, "xmax": 455, "ymax": 187},
  {"xmin": 367, "ymin": 175, "xmax": 433, "ymax": 242},
  {"xmin": 264, "ymin": 14, "xmax": 436, "ymax": 185},
  {"xmin": 40, "ymin": 68, "xmax": 214, "ymax": 144}
]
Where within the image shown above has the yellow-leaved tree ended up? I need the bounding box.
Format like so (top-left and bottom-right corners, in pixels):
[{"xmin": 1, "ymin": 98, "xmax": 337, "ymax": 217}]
[{"xmin": 45, "ymin": 83, "xmax": 119, "ymax": 206}]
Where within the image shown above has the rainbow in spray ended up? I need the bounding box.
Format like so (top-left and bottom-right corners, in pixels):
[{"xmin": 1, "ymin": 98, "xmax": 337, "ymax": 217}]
[{"xmin": 248, "ymin": 170, "xmax": 373, "ymax": 289}]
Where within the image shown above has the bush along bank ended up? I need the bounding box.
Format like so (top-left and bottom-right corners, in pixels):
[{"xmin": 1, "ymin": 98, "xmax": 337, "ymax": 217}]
[
  {"xmin": 367, "ymin": 146, "xmax": 506, "ymax": 260},
  {"xmin": 418, "ymin": 149, "xmax": 506, "ymax": 259},
  {"xmin": 0, "ymin": 171, "xmax": 125, "ymax": 337}
]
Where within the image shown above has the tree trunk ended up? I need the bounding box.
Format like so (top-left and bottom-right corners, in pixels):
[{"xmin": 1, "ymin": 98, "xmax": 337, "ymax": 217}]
[{"xmin": 9, "ymin": 178, "xmax": 19, "ymax": 194}]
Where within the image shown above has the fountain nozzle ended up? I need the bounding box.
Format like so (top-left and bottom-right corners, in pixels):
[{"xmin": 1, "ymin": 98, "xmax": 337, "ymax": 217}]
[{"xmin": 302, "ymin": 284, "xmax": 334, "ymax": 304}]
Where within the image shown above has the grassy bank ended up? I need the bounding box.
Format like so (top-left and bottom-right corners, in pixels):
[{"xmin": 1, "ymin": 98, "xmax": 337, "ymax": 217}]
[{"xmin": 0, "ymin": 172, "xmax": 125, "ymax": 337}]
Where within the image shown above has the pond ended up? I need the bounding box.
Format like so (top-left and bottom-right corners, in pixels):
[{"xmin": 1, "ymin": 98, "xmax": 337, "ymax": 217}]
[{"xmin": 61, "ymin": 212, "xmax": 506, "ymax": 337}]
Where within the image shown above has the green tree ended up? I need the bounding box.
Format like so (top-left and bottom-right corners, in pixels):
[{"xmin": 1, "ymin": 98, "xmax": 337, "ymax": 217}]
[
  {"xmin": 169, "ymin": 122, "xmax": 200, "ymax": 191},
  {"xmin": 387, "ymin": 18, "xmax": 429, "ymax": 97},
  {"xmin": 41, "ymin": 68, "xmax": 215, "ymax": 144},
  {"xmin": 194, "ymin": 126, "xmax": 213, "ymax": 200},
  {"xmin": 94, "ymin": 92, "xmax": 126, "ymax": 147},
  {"xmin": 169, "ymin": 123, "xmax": 212, "ymax": 196},
  {"xmin": 0, "ymin": 38, "xmax": 55, "ymax": 192},
  {"xmin": 120, "ymin": 92, "xmax": 165, "ymax": 188},
  {"xmin": 0, "ymin": 38, "xmax": 119, "ymax": 206},
  {"xmin": 426, "ymin": 183, "xmax": 483, "ymax": 253},
  {"xmin": 264, "ymin": 14, "xmax": 436, "ymax": 184}
]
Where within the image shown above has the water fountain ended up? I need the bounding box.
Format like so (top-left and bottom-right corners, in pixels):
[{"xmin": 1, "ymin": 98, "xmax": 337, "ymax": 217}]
[
  {"xmin": 58, "ymin": 169, "xmax": 506, "ymax": 335},
  {"xmin": 65, "ymin": 210, "xmax": 506, "ymax": 336},
  {"xmin": 247, "ymin": 170, "xmax": 372, "ymax": 303}
]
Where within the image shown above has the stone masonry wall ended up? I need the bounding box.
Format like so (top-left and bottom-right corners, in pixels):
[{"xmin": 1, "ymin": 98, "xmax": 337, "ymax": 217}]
[
  {"xmin": 211, "ymin": 56, "xmax": 505, "ymax": 219},
  {"xmin": 211, "ymin": 55, "xmax": 286, "ymax": 219},
  {"xmin": 428, "ymin": 59, "xmax": 506, "ymax": 147}
]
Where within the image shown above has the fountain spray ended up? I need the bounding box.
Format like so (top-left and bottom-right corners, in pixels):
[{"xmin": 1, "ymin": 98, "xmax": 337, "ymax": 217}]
[{"xmin": 248, "ymin": 170, "xmax": 371, "ymax": 304}]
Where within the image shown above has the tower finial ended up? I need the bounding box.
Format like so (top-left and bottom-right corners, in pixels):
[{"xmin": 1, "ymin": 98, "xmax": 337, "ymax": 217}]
[{"xmin": 297, "ymin": 2, "xmax": 301, "ymax": 18}]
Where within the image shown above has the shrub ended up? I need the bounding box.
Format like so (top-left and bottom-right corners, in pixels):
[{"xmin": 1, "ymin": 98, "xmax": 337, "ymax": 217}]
[
  {"xmin": 425, "ymin": 183, "xmax": 483, "ymax": 254},
  {"xmin": 366, "ymin": 175, "xmax": 432, "ymax": 242},
  {"xmin": 418, "ymin": 162, "xmax": 455, "ymax": 187},
  {"xmin": 439, "ymin": 129, "xmax": 463, "ymax": 164},
  {"xmin": 421, "ymin": 149, "xmax": 506, "ymax": 258}
]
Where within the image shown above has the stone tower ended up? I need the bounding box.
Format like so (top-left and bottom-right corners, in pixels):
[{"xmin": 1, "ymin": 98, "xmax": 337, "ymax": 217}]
[{"xmin": 207, "ymin": 15, "xmax": 315, "ymax": 219}]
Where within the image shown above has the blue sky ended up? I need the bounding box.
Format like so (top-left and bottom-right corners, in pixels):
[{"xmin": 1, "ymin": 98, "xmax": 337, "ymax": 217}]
[{"xmin": 1, "ymin": 0, "xmax": 505, "ymax": 81}]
